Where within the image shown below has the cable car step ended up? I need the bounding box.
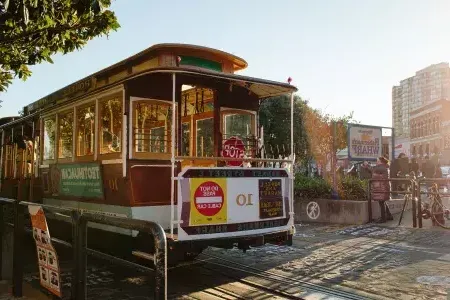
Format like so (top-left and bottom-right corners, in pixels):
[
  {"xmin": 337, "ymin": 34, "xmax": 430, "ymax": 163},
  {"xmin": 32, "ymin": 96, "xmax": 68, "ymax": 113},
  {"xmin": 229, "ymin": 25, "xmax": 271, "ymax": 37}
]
[{"xmin": 132, "ymin": 251, "xmax": 154, "ymax": 261}]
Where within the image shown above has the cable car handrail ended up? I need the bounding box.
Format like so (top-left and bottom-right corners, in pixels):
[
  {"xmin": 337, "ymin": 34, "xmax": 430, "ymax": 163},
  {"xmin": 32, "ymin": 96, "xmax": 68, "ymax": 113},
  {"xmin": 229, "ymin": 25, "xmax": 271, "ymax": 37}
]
[{"xmin": 175, "ymin": 155, "xmax": 293, "ymax": 163}]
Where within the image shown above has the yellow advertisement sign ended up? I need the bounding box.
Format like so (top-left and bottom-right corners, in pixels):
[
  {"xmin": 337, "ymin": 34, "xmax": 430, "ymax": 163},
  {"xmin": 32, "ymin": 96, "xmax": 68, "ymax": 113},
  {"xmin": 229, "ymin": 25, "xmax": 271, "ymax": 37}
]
[{"xmin": 190, "ymin": 178, "xmax": 227, "ymax": 225}]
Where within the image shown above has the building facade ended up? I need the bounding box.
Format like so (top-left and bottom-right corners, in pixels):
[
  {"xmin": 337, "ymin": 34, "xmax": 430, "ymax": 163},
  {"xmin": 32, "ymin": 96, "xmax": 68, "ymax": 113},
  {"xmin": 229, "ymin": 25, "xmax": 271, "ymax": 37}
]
[
  {"xmin": 409, "ymin": 99, "xmax": 450, "ymax": 159},
  {"xmin": 392, "ymin": 62, "xmax": 450, "ymax": 140}
]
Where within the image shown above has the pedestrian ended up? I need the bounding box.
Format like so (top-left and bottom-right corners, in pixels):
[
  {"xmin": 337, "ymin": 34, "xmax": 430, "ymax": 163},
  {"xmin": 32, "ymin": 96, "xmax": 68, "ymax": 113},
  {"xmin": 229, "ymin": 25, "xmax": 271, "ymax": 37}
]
[
  {"xmin": 360, "ymin": 161, "xmax": 372, "ymax": 180},
  {"xmin": 421, "ymin": 155, "xmax": 436, "ymax": 178},
  {"xmin": 371, "ymin": 156, "xmax": 393, "ymax": 222},
  {"xmin": 410, "ymin": 157, "xmax": 419, "ymax": 175},
  {"xmin": 390, "ymin": 154, "xmax": 401, "ymax": 196}
]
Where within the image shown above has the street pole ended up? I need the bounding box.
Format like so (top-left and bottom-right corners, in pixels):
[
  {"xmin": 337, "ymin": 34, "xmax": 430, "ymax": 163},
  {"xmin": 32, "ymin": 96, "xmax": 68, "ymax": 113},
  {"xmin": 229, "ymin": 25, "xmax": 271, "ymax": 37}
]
[
  {"xmin": 391, "ymin": 127, "xmax": 395, "ymax": 161},
  {"xmin": 331, "ymin": 121, "xmax": 338, "ymax": 199}
]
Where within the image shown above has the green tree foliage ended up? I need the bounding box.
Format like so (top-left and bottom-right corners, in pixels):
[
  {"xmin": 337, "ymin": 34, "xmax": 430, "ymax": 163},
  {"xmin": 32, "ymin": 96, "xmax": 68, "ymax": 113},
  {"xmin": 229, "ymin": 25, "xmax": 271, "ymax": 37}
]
[
  {"xmin": 0, "ymin": 0, "xmax": 120, "ymax": 91},
  {"xmin": 259, "ymin": 94, "xmax": 355, "ymax": 167},
  {"xmin": 259, "ymin": 95, "xmax": 309, "ymax": 161}
]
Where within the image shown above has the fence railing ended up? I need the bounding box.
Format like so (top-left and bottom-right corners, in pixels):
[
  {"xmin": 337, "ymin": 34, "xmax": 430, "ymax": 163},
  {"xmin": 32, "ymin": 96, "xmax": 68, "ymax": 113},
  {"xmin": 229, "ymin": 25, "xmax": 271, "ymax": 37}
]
[
  {"xmin": 0, "ymin": 198, "xmax": 167, "ymax": 300},
  {"xmin": 368, "ymin": 177, "xmax": 450, "ymax": 228}
]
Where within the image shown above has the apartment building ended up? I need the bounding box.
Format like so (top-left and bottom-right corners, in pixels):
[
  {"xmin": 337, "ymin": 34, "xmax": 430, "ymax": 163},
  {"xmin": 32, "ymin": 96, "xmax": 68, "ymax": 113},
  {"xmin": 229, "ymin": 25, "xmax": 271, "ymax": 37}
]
[{"xmin": 392, "ymin": 63, "xmax": 450, "ymax": 140}]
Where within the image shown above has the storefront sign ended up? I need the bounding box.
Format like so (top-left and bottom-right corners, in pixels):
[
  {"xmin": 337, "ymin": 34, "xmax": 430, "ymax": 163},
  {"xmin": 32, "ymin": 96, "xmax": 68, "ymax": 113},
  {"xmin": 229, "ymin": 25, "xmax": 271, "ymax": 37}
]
[
  {"xmin": 59, "ymin": 163, "xmax": 104, "ymax": 198},
  {"xmin": 348, "ymin": 125, "xmax": 382, "ymax": 161},
  {"xmin": 29, "ymin": 205, "xmax": 61, "ymax": 298}
]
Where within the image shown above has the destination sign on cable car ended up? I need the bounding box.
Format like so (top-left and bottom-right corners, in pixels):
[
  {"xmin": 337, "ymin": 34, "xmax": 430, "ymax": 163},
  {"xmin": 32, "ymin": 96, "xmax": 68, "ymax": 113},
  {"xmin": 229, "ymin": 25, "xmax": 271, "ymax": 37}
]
[{"xmin": 176, "ymin": 167, "xmax": 291, "ymax": 240}]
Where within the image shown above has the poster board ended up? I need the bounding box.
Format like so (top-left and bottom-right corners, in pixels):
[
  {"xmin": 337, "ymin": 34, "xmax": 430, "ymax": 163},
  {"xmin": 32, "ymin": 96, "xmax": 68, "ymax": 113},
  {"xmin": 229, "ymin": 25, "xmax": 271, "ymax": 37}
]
[
  {"xmin": 348, "ymin": 124, "xmax": 382, "ymax": 161},
  {"xmin": 29, "ymin": 205, "xmax": 62, "ymax": 298},
  {"xmin": 177, "ymin": 168, "xmax": 291, "ymax": 241}
]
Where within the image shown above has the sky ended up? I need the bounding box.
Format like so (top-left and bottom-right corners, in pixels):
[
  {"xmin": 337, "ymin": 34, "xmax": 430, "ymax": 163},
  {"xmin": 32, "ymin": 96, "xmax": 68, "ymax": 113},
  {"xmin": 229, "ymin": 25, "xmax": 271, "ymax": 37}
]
[{"xmin": 1, "ymin": 0, "xmax": 450, "ymax": 127}]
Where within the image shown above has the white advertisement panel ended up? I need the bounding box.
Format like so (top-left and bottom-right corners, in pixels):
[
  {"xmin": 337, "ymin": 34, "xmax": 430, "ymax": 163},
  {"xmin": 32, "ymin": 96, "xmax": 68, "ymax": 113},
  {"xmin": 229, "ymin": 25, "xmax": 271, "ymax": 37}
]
[
  {"xmin": 348, "ymin": 125, "xmax": 382, "ymax": 161},
  {"xmin": 177, "ymin": 168, "xmax": 291, "ymax": 241}
]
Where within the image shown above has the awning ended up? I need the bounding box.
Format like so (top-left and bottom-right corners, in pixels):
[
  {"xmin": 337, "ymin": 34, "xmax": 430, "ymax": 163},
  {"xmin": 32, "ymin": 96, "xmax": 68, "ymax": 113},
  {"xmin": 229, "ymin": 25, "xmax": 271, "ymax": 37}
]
[{"xmin": 132, "ymin": 67, "xmax": 298, "ymax": 99}]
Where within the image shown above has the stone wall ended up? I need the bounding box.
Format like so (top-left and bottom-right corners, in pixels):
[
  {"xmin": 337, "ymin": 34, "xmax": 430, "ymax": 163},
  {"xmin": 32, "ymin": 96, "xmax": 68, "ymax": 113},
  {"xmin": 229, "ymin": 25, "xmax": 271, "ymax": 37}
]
[{"xmin": 294, "ymin": 198, "xmax": 411, "ymax": 225}]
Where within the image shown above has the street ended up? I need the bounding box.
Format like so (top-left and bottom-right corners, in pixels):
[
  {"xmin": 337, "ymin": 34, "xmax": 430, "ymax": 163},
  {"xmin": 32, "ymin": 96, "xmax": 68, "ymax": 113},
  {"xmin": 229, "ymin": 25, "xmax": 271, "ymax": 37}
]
[{"xmin": 10, "ymin": 221, "xmax": 450, "ymax": 300}]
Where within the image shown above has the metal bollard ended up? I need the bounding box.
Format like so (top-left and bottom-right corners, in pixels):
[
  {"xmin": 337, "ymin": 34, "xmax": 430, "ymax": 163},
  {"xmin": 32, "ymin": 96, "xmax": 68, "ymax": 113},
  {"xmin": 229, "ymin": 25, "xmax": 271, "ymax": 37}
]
[
  {"xmin": 152, "ymin": 225, "xmax": 167, "ymax": 300},
  {"xmin": 75, "ymin": 215, "xmax": 87, "ymax": 300},
  {"xmin": 367, "ymin": 182, "xmax": 372, "ymax": 223},
  {"xmin": 12, "ymin": 201, "xmax": 24, "ymax": 297},
  {"xmin": 411, "ymin": 181, "xmax": 417, "ymax": 228},
  {"xmin": 417, "ymin": 181, "xmax": 423, "ymax": 228}
]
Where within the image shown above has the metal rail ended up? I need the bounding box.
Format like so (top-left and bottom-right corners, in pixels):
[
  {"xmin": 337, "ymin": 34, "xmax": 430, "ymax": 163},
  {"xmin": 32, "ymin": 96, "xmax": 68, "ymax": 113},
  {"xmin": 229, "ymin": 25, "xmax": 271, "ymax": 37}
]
[
  {"xmin": 367, "ymin": 177, "xmax": 450, "ymax": 228},
  {"xmin": 367, "ymin": 178, "xmax": 416, "ymax": 225},
  {"xmin": 0, "ymin": 198, "xmax": 167, "ymax": 300}
]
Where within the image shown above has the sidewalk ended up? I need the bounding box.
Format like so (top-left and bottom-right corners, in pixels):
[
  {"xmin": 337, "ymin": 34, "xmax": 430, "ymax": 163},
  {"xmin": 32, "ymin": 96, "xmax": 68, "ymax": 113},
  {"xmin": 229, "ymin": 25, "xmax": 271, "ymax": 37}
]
[{"xmin": 0, "ymin": 281, "xmax": 50, "ymax": 300}]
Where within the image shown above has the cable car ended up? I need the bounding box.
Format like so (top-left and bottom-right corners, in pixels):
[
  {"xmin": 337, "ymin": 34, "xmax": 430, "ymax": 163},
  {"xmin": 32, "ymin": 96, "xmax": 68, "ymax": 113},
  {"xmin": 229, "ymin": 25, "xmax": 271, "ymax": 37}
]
[{"xmin": 0, "ymin": 44, "xmax": 297, "ymax": 263}]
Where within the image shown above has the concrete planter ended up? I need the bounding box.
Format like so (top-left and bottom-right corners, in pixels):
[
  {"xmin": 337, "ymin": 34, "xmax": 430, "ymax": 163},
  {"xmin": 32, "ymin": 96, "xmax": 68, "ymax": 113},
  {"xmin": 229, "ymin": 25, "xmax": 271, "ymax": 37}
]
[{"xmin": 294, "ymin": 198, "xmax": 410, "ymax": 225}]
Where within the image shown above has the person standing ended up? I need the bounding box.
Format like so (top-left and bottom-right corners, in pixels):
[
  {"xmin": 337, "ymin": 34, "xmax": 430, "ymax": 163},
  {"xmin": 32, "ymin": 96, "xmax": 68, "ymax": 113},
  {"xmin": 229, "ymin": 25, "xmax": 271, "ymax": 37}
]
[
  {"xmin": 371, "ymin": 156, "xmax": 393, "ymax": 222},
  {"xmin": 360, "ymin": 161, "xmax": 372, "ymax": 180},
  {"xmin": 410, "ymin": 157, "xmax": 419, "ymax": 175},
  {"xmin": 421, "ymin": 155, "xmax": 436, "ymax": 178}
]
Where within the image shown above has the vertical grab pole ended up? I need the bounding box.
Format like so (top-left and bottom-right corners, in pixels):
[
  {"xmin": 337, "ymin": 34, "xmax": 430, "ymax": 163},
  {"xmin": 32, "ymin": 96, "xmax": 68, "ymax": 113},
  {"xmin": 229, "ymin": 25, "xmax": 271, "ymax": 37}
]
[
  {"xmin": 391, "ymin": 128, "xmax": 395, "ymax": 161},
  {"xmin": 170, "ymin": 73, "xmax": 176, "ymax": 238},
  {"xmin": 289, "ymin": 92, "xmax": 295, "ymax": 224},
  {"xmin": 12, "ymin": 201, "xmax": 24, "ymax": 297}
]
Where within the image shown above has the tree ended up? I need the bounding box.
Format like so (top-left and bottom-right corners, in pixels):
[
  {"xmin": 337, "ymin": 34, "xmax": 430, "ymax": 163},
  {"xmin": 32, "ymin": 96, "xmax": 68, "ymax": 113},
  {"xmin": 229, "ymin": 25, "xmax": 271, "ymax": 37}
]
[
  {"xmin": 259, "ymin": 95, "xmax": 309, "ymax": 162},
  {"xmin": 259, "ymin": 94, "xmax": 356, "ymax": 172},
  {"xmin": 0, "ymin": 0, "xmax": 119, "ymax": 91},
  {"xmin": 303, "ymin": 106, "xmax": 355, "ymax": 167}
]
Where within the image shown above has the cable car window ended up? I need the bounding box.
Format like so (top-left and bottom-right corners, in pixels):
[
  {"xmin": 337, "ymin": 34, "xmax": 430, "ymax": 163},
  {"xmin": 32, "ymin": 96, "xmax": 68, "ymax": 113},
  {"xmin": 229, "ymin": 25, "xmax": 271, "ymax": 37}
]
[
  {"xmin": 196, "ymin": 118, "xmax": 213, "ymax": 157},
  {"xmin": 43, "ymin": 117, "xmax": 56, "ymax": 160},
  {"xmin": 99, "ymin": 96, "xmax": 122, "ymax": 154},
  {"xmin": 58, "ymin": 111, "xmax": 73, "ymax": 159},
  {"xmin": 224, "ymin": 113, "xmax": 252, "ymax": 139},
  {"xmin": 181, "ymin": 122, "xmax": 190, "ymax": 156},
  {"xmin": 134, "ymin": 101, "xmax": 171, "ymax": 154},
  {"xmin": 76, "ymin": 104, "xmax": 95, "ymax": 157}
]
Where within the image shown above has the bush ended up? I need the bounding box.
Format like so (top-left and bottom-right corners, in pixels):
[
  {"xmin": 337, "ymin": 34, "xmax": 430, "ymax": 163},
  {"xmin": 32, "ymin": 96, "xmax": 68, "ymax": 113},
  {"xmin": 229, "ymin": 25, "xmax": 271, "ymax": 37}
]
[
  {"xmin": 294, "ymin": 174, "xmax": 368, "ymax": 201},
  {"xmin": 337, "ymin": 176, "xmax": 368, "ymax": 201},
  {"xmin": 294, "ymin": 175, "xmax": 332, "ymax": 200}
]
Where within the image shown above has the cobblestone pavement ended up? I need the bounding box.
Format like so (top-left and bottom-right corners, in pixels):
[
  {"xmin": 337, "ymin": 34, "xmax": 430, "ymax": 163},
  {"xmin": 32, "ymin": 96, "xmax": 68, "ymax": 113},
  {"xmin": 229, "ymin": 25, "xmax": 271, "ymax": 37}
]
[
  {"xmin": 207, "ymin": 223, "xmax": 450, "ymax": 300},
  {"xmin": 4, "ymin": 223, "xmax": 450, "ymax": 299}
]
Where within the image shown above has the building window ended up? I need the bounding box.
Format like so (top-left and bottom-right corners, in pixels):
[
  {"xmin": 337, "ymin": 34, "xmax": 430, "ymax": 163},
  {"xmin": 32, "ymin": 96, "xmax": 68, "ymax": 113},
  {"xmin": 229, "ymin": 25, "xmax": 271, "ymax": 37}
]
[
  {"xmin": 77, "ymin": 104, "xmax": 95, "ymax": 157},
  {"xmin": 99, "ymin": 96, "xmax": 122, "ymax": 155},
  {"xmin": 43, "ymin": 117, "xmax": 56, "ymax": 160},
  {"xmin": 58, "ymin": 111, "xmax": 74, "ymax": 159}
]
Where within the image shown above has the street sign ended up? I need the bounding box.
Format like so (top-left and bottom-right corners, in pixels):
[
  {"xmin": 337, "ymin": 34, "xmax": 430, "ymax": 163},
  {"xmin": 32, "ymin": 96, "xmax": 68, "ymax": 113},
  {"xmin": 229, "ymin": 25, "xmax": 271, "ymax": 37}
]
[
  {"xmin": 221, "ymin": 136, "xmax": 245, "ymax": 166},
  {"xmin": 194, "ymin": 181, "xmax": 225, "ymax": 216}
]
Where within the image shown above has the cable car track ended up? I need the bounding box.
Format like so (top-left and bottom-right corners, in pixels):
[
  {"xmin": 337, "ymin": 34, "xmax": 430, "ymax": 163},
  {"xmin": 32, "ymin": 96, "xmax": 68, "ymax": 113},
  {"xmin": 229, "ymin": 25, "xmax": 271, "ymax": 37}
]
[{"xmin": 199, "ymin": 253, "xmax": 372, "ymax": 300}]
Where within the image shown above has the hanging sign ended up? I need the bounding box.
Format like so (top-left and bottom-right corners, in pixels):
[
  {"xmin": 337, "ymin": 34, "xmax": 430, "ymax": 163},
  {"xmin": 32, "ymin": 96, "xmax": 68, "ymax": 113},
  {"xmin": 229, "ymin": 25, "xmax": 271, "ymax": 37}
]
[
  {"xmin": 221, "ymin": 136, "xmax": 245, "ymax": 166},
  {"xmin": 348, "ymin": 125, "xmax": 382, "ymax": 161},
  {"xmin": 29, "ymin": 205, "xmax": 62, "ymax": 298}
]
